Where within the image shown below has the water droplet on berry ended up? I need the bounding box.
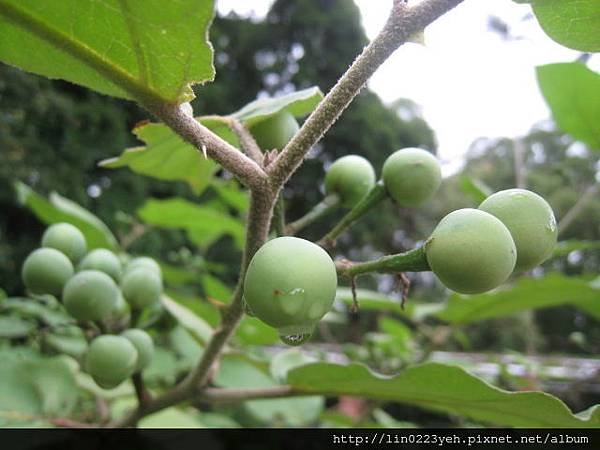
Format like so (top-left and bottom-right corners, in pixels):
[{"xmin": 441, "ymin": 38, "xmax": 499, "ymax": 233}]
[{"xmin": 280, "ymin": 333, "xmax": 311, "ymax": 346}]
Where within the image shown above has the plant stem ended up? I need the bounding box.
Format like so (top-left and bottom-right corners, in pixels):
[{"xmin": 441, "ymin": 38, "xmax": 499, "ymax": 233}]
[
  {"xmin": 150, "ymin": 104, "xmax": 267, "ymax": 190},
  {"xmin": 269, "ymin": 0, "xmax": 465, "ymax": 187},
  {"xmin": 132, "ymin": 373, "xmax": 152, "ymax": 408},
  {"xmin": 318, "ymin": 182, "xmax": 387, "ymax": 248},
  {"xmin": 285, "ymin": 194, "xmax": 341, "ymax": 236},
  {"xmin": 273, "ymin": 192, "xmax": 287, "ymax": 237},
  {"xmin": 229, "ymin": 118, "xmax": 264, "ymax": 165},
  {"xmin": 336, "ymin": 246, "xmax": 430, "ymax": 278},
  {"xmin": 558, "ymin": 182, "xmax": 600, "ymax": 236},
  {"xmin": 196, "ymin": 385, "xmax": 299, "ymax": 403}
]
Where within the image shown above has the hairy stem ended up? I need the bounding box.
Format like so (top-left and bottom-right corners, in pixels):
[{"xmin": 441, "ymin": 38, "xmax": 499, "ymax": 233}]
[
  {"xmin": 150, "ymin": 104, "xmax": 267, "ymax": 190},
  {"xmin": 114, "ymin": 188, "xmax": 276, "ymax": 427},
  {"xmin": 269, "ymin": 0, "xmax": 465, "ymax": 187},
  {"xmin": 318, "ymin": 182, "xmax": 387, "ymax": 248},
  {"xmin": 273, "ymin": 193, "xmax": 287, "ymax": 237},
  {"xmin": 336, "ymin": 246, "xmax": 430, "ymax": 278},
  {"xmin": 285, "ymin": 194, "xmax": 340, "ymax": 236},
  {"xmin": 229, "ymin": 118, "xmax": 264, "ymax": 165}
]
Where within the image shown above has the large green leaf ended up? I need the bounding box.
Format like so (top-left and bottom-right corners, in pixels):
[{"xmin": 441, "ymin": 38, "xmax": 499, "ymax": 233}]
[
  {"xmin": 0, "ymin": 349, "xmax": 79, "ymax": 426},
  {"xmin": 15, "ymin": 182, "xmax": 118, "ymax": 250},
  {"xmin": 458, "ymin": 175, "xmax": 491, "ymax": 205},
  {"xmin": 287, "ymin": 362, "xmax": 597, "ymax": 427},
  {"xmin": 215, "ymin": 355, "xmax": 324, "ymax": 426},
  {"xmin": 435, "ymin": 274, "xmax": 600, "ymax": 324},
  {"xmin": 231, "ymin": 86, "xmax": 323, "ymax": 126},
  {"xmin": 516, "ymin": 0, "xmax": 600, "ymax": 52},
  {"xmin": 99, "ymin": 117, "xmax": 237, "ymax": 195},
  {"xmin": 0, "ymin": 0, "xmax": 216, "ymax": 104},
  {"xmin": 537, "ymin": 63, "xmax": 600, "ymax": 150},
  {"xmin": 138, "ymin": 197, "xmax": 245, "ymax": 248}
]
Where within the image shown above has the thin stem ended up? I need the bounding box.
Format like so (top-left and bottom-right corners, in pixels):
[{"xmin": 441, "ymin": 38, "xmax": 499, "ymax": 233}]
[
  {"xmin": 196, "ymin": 385, "xmax": 299, "ymax": 403},
  {"xmin": 132, "ymin": 373, "xmax": 152, "ymax": 408},
  {"xmin": 150, "ymin": 104, "xmax": 267, "ymax": 190},
  {"xmin": 273, "ymin": 193, "xmax": 287, "ymax": 237},
  {"xmin": 285, "ymin": 194, "xmax": 341, "ymax": 236},
  {"xmin": 336, "ymin": 246, "xmax": 430, "ymax": 278},
  {"xmin": 318, "ymin": 182, "xmax": 387, "ymax": 248},
  {"xmin": 269, "ymin": 0, "xmax": 465, "ymax": 187},
  {"xmin": 558, "ymin": 182, "xmax": 600, "ymax": 236},
  {"xmin": 113, "ymin": 188, "xmax": 276, "ymax": 427},
  {"xmin": 229, "ymin": 118, "xmax": 264, "ymax": 165}
]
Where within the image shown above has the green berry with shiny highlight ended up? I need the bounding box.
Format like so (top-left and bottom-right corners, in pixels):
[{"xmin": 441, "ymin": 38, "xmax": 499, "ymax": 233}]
[
  {"xmin": 324, "ymin": 155, "xmax": 376, "ymax": 207},
  {"xmin": 41, "ymin": 223, "xmax": 87, "ymax": 263},
  {"xmin": 22, "ymin": 248, "xmax": 74, "ymax": 296},
  {"xmin": 248, "ymin": 110, "xmax": 299, "ymax": 151}
]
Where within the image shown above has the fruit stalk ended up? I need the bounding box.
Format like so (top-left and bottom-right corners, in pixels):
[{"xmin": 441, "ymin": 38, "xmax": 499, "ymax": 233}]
[
  {"xmin": 336, "ymin": 246, "xmax": 430, "ymax": 277},
  {"xmin": 318, "ymin": 182, "xmax": 387, "ymax": 247},
  {"xmin": 285, "ymin": 194, "xmax": 341, "ymax": 236}
]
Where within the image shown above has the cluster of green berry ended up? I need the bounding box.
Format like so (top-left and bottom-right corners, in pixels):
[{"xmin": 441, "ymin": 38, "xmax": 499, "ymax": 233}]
[
  {"xmin": 20, "ymin": 223, "xmax": 158, "ymax": 389},
  {"xmin": 242, "ymin": 142, "xmax": 557, "ymax": 346}
]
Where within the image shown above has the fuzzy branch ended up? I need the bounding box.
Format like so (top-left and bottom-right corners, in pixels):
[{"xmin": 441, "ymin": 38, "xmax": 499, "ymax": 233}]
[{"xmin": 269, "ymin": 0, "xmax": 464, "ymax": 187}]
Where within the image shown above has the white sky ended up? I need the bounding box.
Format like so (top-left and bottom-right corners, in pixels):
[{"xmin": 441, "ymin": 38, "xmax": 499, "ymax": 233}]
[{"xmin": 218, "ymin": 0, "xmax": 600, "ymax": 174}]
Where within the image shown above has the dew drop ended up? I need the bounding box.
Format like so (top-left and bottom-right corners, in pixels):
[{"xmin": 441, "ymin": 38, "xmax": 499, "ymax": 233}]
[
  {"xmin": 279, "ymin": 333, "xmax": 312, "ymax": 346},
  {"xmin": 546, "ymin": 216, "xmax": 557, "ymax": 233}
]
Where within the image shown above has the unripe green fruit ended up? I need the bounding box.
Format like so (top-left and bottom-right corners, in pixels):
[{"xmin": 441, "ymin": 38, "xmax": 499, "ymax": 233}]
[
  {"xmin": 79, "ymin": 249, "xmax": 122, "ymax": 282},
  {"xmin": 426, "ymin": 209, "xmax": 516, "ymax": 294},
  {"xmin": 479, "ymin": 189, "xmax": 557, "ymax": 272},
  {"xmin": 85, "ymin": 335, "xmax": 138, "ymax": 389},
  {"xmin": 125, "ymin": 257, "xmax": 162, "ymax": 279},
  {"xmin": 63, "ymin": 270, "xmax": 119, "ymax": 321},
  {"xmin": 382, "ymin": 148, "xmax": 442, "ymax": 207},
  {"xmin": 41, "ymin": 223, "xmax": 87, "ymax": 263},
  {"xmin": 243, "ymin": 237, "xmax": 337, "ymax": 345},
  {"xmin": 248, "ymin": 111, "xmax": 299, "ymax": 151},
  {"xmin": 22, "ymin": 248, "xmax": 74, "ymax": 296},
  {"xmin": 324, "ymin": 155, "xmax": 376, "ymax": 207},
  {"xmin": 121, "ymin": 329, "xmax": 155, "ymax": 371},
  {"xmin": 121, "ymin": 267, "xmax": 162, "ymax": 310}
]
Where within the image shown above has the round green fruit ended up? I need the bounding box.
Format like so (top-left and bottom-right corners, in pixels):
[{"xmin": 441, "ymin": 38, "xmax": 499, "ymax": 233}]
[
  {"xmin": 324, "ymin": 155, "xmax": 376, "ymax": 207},
  {"xmin": 121, "ymin": 267, "xmax": 162, "ymax": 310},
  {"xmin": 22, "ymin": 248, "xmax": 74, "ymax": 296},
  {"xmin": 41, "ymin": 223, "xmax": 87, "ymax": 263},
  {"xmin": 85, "ymin": 335, "xmax": 138, "ymax": 389},
  {"xmin": 121, "ymin": 329, "xmax": 155, "ymax": 371},
  {"xmin": 79, "ymin": 249, "xmax": 122, "ymax": 282},
  {"xmin": 62, "ymin": 270, "xmax": 119, "ymax": 321},
  {"xmin": 479, "ymin": 189, "xmax": 557, "ymax": 272},
  {"xmin": 382, "ymin": 148, "xmax": 441, "ymax": 207},
  {"xmin": 125, "ymin": 257, "xmax": 162, "ymax": 279},
  {"xmin": 426, "ymin": 208, "xmax": 516, "ymax": 294},
  {"xmin": 248, "ymin": 110, "xmax": 299, "ymax": 151},
  {"xmin": 243, "ymin": 237, "xmax": 337, "ymax": 344}
]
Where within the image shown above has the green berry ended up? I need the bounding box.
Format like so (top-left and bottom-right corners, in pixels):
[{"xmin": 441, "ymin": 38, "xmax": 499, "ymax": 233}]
[
  {"xmin": 121, "ymin": 268, "xmax": 162, "ymax": 310},
  {"xmin": 426, "ymin": 209, "xmax": 516, "ymax": 294},
  {"xmin": 125, "ymin": 257, "xmax": 162, "ymax": 279},
  {"xmin": 41, "ymin": 223, "xmax": 87, "ymax": 263},
  {"xmin": 79, "ymin": 249, "xmax": 122, "ymax": 282},
  {"xmin": 63, "ymin": 270, "xmax": 119, "ymax": 321},
  {"xmin": 243, "ymin": 237, "xmax": 337, "ymax": 344},
  {"xmin": 85, "ymin": 335, "xmax": 138, "ymax": 389},
  {"xmin": 479, "ymin": 189, "xmax": 557, "ymax": 272},
  {"xmin": 22, "ymin": 248, "xmax": 74, "ymax": 296},
  {"xmin": 248, "ymin": 110, "xmax": 299, "ymax": 151},
  {"xmin": 121, "ymin": 329, "xmax": 155, "ymax": 371},
  {"xmin": 382, "ymin": 148, "xmax": 442, "ymax": 207},
  {"xmin": 324, "ymin": 155, "xmax": 376, "ymax": 207}
]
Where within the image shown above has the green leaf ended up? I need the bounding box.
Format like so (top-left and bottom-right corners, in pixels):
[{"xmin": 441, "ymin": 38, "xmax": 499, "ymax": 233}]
[
  {"xmin": 215, "ymin": 355, "xmax": 324, "ymax": 426},
  {"xmin": 231, "ymin": 87, "xmax": 324, "ymax": 126},
  {"xmin": 288, "ymin": 362, "xmax": 597, "ymax": 427},
  {"xmin": 138, "ymin": 197, "xmax": 245, "ymax": 248},
  {"xmin": 15, "ymin": 182, "xmax": 118, "ymax": 250},
  {"xmin": 537, "ymin": 63, "xmax": 600, "ymax": 150},
  {"xmin": 458, "ymin": 175, "xmax": 491, "ymax": 205},
  {"xmin": 435, "ymin": 274, "xmax": 600, "ymax": 324},
  {"xmin": 235, "ymin": 316, "xmax": 280, "ymax": 346},
  {"xmin": 99, "ymin": 118, "xmax": 234, "ymax": 195},
  {"xmin": 139, "ymin": 407, "xmax": 204, "ymax": 428},
  {"xmin": 552, "ymin": 240, "xmax": 600, "ymax": 258},
  {"xmin": 211, "ymin": 180, "xmax": 250, "ymax": 213},
  {"xmin": 0, "ymin": 349, "xmax": 79, "ymax": 425},
  {"xmin": 1, "ymin": 297, "xmax": 73, "ymax": 327},
  {"xmin": 518, "ymin": 0, "xmax": 600, "ymax": 52},
  {"xmin": 0, "ymin": 0, "xmax": 216, "ymax": 104},
  {"xmin": 162, "ymin": 295, "xmax": 212, "ymax": 345},
  {"xmin": 270, "ymin": 349, "xmax": 316, "ymax": 383},
  {"xmin": 0, "ymin": 316, "xmax": 35, "ymax": 338}
]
